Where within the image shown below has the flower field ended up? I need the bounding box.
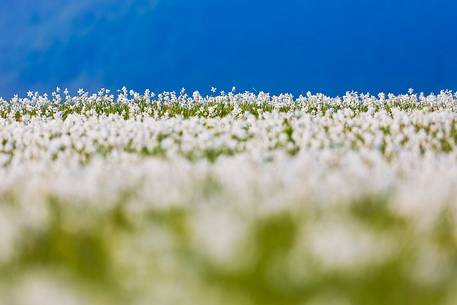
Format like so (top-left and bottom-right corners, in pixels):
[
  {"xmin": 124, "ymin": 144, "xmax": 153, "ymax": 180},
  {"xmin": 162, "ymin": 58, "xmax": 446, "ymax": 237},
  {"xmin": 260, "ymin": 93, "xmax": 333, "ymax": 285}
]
[{"xmin": 1, "ymin": 88, "xmax": 457, "ymax": 305}]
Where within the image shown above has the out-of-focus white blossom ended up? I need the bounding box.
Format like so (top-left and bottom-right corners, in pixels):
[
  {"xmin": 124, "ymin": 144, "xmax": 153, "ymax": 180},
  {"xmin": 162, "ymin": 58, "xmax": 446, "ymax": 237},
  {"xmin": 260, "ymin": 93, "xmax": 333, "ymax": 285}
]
[{"xmin": 0, "ymin": 88, "xmax": 457, "ymax": 305}]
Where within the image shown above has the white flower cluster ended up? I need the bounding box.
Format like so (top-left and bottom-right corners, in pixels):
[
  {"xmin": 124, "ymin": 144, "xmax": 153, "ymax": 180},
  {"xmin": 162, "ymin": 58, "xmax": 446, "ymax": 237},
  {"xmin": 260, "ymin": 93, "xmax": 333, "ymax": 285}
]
[{"xmin": 1, "ymin": 89, "xmax": 457, "ymax": 305}]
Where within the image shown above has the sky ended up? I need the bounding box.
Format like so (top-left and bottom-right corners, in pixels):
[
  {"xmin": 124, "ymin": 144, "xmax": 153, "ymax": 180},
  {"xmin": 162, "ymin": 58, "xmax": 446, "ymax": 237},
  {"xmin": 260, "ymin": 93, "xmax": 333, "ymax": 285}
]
[{"xmin": 0, "ymin": 0, "xmax": 456, "ymax": 97}]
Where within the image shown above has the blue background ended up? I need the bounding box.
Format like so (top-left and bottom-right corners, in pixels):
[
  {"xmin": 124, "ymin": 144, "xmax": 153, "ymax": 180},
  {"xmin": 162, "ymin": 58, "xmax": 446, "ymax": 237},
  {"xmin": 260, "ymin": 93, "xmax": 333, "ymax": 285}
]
[{"xmin": 1, "ymin": 0, "xmax": 456, "ymax": 97}]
